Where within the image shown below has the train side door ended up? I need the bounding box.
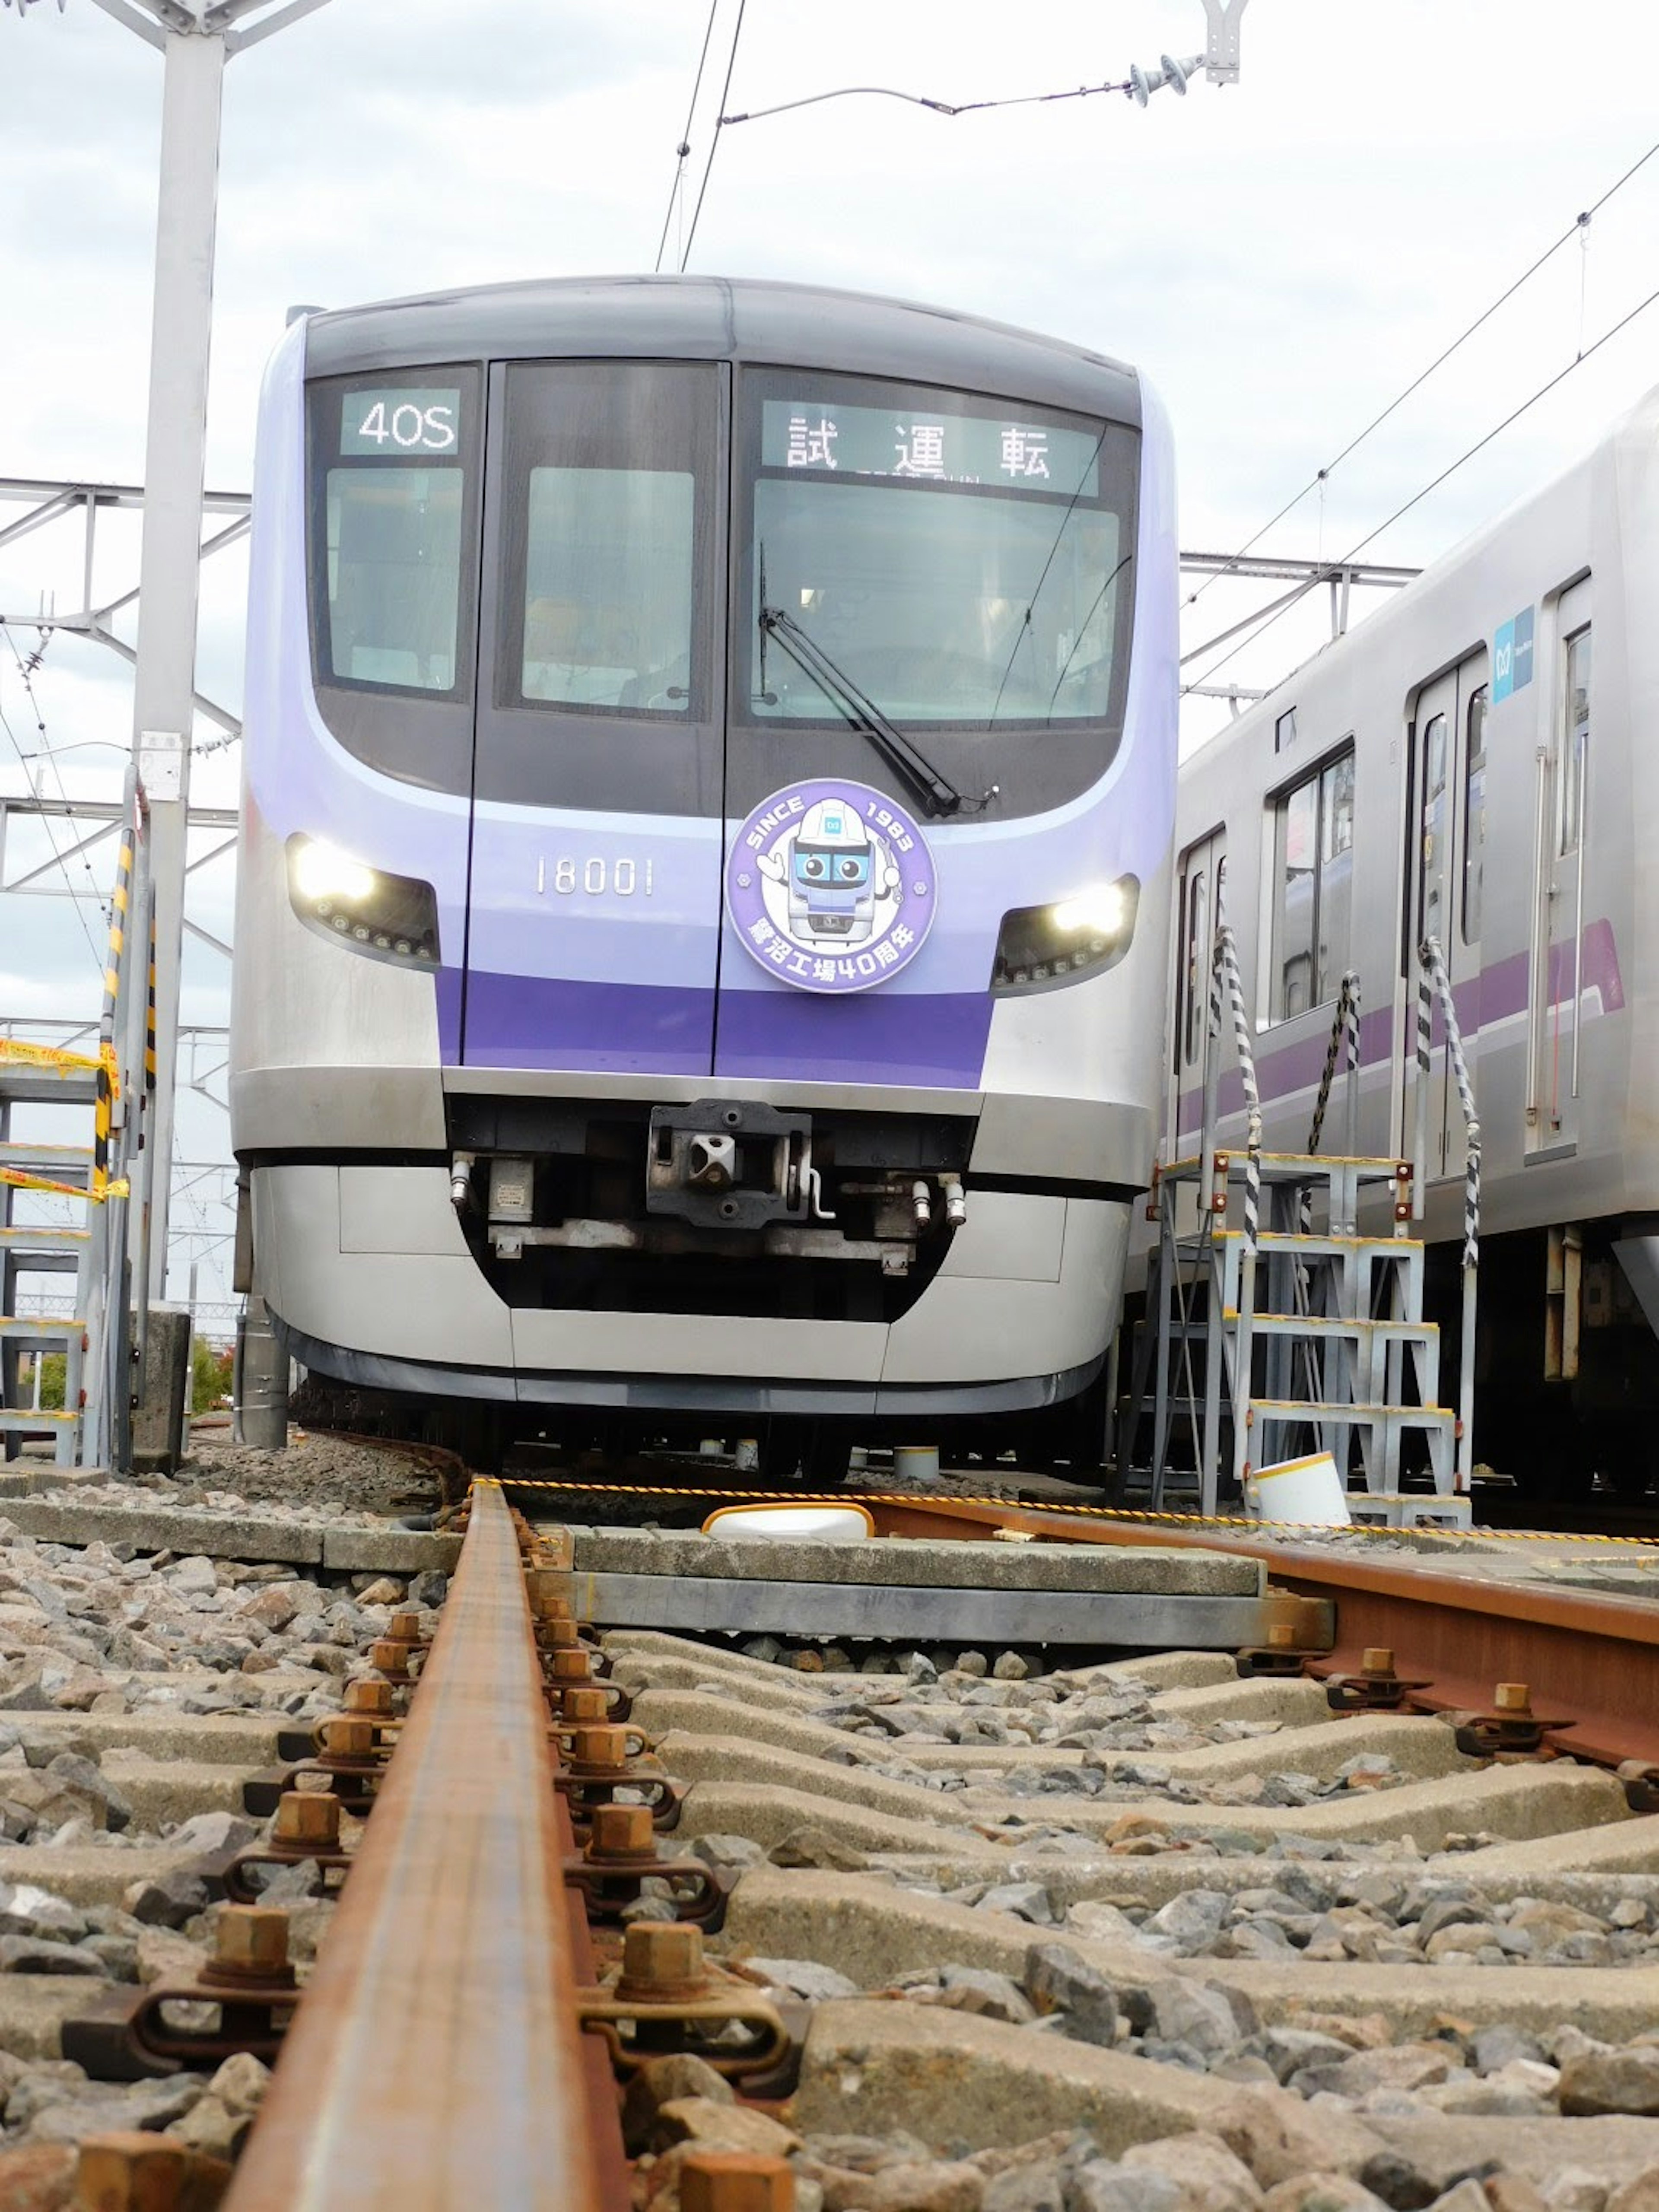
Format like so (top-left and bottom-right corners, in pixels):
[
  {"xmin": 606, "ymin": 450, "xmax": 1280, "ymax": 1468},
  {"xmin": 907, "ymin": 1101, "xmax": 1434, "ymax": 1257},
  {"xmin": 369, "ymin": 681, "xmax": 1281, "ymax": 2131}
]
[
  {"xmin": 1526, "ymin": 581, "xmax": 1592, "ymax": 1154},
  {"xmin": 1170, "ymin": 829, "xmax": 1226, "ymax": 1155},
  {"xmin": 1402, "ymin": 651, "xmax": 1487, "ymax": 1182},
  {"xmin": 462, "ymin": 358, "xmax": 729, "ymax": 1075}
]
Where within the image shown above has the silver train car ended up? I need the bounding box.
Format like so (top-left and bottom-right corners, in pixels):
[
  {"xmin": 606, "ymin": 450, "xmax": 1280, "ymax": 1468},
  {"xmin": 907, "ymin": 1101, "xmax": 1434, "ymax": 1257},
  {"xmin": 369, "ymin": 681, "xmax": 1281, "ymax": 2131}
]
[
  {"xmin": 1165, "ymin": 379, "xmax": 1659, "ymax": 1494},
  {"xmin": 229, "ymin": 276, "xmax": 1179, "ymax": 1469}
]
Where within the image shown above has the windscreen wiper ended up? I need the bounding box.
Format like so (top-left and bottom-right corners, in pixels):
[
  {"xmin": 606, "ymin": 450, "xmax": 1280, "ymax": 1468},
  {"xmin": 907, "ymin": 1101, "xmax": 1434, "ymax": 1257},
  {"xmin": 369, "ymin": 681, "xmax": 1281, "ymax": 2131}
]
[{"xmin": 758, "ymin": 602, "xmax": 969, "ymax": 819}]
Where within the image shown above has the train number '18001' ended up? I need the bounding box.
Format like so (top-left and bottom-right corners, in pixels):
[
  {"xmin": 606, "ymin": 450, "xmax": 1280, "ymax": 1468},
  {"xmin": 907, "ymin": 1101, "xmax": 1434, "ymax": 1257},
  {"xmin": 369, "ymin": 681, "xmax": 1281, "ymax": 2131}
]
[{"xmin": 537, "ymin": 857, "xmax": 656, "ymax": 897}]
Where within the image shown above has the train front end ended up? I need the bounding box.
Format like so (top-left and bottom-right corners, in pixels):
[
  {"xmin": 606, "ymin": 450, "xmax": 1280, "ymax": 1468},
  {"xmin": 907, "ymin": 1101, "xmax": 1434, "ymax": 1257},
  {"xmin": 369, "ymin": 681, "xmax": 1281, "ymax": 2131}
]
[{"xmin": 229, "ymin": 278, "xmax": 1177, "ymax": 1462}]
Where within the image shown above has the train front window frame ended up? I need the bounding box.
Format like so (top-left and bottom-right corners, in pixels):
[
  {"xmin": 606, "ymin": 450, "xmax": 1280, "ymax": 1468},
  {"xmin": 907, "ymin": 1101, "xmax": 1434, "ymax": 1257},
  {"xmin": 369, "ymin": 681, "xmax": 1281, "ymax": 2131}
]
[
  {"xmin": 730, "ymin": 367, "xmax": 1139, "ymax": 821},
  {"xmin": 496, "ymin": 360, "xmax": 717, "ymax": 726},
  {"xmin": 1267, "ymin": 745, "xmax": 1354, "ymax": 1024},
  {"xmin": 307, "ymin": 366, "xmax": 481, "ymax": 705}
]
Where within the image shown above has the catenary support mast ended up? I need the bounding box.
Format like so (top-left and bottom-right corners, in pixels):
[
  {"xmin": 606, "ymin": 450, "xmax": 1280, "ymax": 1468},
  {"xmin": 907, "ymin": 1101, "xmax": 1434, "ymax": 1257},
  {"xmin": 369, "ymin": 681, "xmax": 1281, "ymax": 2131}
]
[{"xmin": 80, "ymin": 0, "xmax": 333, "ymax": 1312}]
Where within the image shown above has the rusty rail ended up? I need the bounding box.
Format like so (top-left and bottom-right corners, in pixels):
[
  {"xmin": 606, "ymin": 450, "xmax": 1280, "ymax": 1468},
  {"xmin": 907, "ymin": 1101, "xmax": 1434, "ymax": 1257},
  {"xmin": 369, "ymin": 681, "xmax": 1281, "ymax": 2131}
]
[
  {"xmin": 863, "ymin": 1493, "xmax": 1659, "ymax": 1770},
  {"xmin": 224, "ymin": 1480, "xmax": 615, "ymax": 2209}
]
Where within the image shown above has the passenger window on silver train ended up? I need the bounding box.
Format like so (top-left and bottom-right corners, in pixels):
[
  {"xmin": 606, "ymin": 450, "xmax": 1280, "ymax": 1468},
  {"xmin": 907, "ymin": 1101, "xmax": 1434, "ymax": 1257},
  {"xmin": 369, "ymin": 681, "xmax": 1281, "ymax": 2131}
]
[
  {"xmin": 1419, "ymin": 712, "xmax": 1449, "ymax": 953},
  {"xmin": 1463, "ymin": 686, "xmax": 1488, "ymax": 944},
  {"xmin": 1269, "ymin": 749, "xmax": 1354, "ymax": 1022},
  {"xmin": 1184, "ymin": 869, "xmax": 1208, "ymax": 1064},
  {"xmin": 1560, "ymin": 629, "xmax": 1591, "ymax": 856}
]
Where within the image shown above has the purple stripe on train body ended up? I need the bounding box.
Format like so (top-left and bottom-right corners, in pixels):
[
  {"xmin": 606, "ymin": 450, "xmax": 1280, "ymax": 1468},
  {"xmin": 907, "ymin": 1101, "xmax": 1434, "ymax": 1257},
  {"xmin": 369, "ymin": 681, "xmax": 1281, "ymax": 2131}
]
[
  {"xmin": 712, "ymin": 372, "xmax": 1181, "ymax": 1087},
  {"xmin": 714, "ymin": 986, "xmax": 994, "ymax": 1090},
  {"xmin": 1179, "ymin": 921, "xmax": 1624, "ymax": 1129},
  {"xmin": 458, "ymin": 969, "xmax": 712, "ymax": 1075}
]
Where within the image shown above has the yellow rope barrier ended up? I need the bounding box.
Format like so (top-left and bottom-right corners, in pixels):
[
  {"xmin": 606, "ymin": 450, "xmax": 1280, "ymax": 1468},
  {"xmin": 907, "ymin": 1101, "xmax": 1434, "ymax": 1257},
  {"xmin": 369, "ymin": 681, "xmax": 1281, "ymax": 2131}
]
[
  {"xmin": 0, "ymin": 1039, "xmax": 102, "ymax": 1076},
  {"xmin": 489, "ymin": 1474, "xmax": 1659, "ymax": 1548}
]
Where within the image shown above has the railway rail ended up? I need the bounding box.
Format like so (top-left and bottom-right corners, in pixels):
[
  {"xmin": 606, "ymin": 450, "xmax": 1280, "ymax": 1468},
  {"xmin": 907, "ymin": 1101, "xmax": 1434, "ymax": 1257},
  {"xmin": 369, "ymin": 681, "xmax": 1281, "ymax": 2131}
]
[{"xmin": 13, "ymin": 1457, "xmax": 1659, "ymax": 2206}]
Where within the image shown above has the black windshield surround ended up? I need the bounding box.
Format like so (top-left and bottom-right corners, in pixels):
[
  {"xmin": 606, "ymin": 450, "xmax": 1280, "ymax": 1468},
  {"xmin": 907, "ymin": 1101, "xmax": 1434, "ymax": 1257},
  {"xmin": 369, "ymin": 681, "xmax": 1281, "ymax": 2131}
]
[
  {"xmin": 300, "ymin": 302, "xmax": 1140, "ymax": 820},
  {"xmin": 305, "ymin": 365, "xmax": 483, "ymax": 793}
]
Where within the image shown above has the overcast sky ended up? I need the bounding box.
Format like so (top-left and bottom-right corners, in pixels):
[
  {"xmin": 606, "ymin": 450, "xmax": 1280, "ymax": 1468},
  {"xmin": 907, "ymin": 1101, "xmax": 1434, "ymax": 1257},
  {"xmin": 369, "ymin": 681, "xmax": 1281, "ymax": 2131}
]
[{"xmin": 3, "ymin": 0, "xmax": 1659, "ymax": 1315}]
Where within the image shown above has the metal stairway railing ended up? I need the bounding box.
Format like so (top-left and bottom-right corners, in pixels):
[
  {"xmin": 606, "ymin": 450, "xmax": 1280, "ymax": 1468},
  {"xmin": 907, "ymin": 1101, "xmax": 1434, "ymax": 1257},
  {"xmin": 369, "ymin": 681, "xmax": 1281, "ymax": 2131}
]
[
  {"xmin": 1123, "ymin": 929, "xmax": 1466, "ymax": 1515},
  {"xmin": 0, "ymin": 781, "xmax": 153, "ymax": 1472}
]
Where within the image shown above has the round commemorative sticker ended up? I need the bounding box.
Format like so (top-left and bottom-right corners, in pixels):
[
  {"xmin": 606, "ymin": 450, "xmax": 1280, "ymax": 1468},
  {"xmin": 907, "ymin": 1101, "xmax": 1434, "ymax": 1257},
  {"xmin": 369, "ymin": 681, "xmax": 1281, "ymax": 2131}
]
[{"xmin": 726, "ymin": 779, "xmax": 937, "ymax": 995}]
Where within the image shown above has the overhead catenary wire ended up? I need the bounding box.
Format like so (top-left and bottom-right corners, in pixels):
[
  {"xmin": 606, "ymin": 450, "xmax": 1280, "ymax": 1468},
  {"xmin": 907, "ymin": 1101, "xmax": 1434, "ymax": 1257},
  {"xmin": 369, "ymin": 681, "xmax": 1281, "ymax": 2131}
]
[
  {"xmin": 678, "ymin": 0, "xmax": 746, "ymax": 274},
  {"xmin": 1187, "ymin": 137, "xmax": 1659, "ymax": 613},
  {"xmin": 0, "ymin": 624, "xmax": 111, "ymax": 973},
  {"xmin": 1184, "ymin": 273, "xmax": 1659, "ymax": 695},
  {"xmin": 676, "ymin": 31, "xmax": 1180, "ymax": 274},
  {"xmin": 719, "ymin": 73, "xmax": 1134, "ymax": 128},
  {"xmin": 653, "ymin": 0, "xmax": 718, "ymax": 276}
]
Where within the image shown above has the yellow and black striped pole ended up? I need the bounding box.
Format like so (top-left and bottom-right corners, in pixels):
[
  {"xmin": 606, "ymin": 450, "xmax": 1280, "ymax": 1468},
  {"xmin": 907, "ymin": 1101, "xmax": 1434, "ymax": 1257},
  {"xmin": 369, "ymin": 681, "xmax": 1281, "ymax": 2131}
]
[
  {"xmin": 94, "ymin": 828, "xmax": 135, "ymax": 1205},
  {"xmin": 145, "ymin": 905, "xmax": 158, "ymax": 1104}
]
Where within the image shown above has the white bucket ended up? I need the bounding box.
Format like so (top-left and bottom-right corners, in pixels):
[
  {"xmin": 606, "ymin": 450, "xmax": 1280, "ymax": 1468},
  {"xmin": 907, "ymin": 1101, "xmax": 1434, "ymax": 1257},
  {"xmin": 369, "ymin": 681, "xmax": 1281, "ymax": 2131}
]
[
  {"xmin": 1246, "ymin": 1452, "xmax": 1351, "ymax": 1526},
  {"xmin": 893, "ymin": 1443, "xmax": 940, "ymax": 1484}
]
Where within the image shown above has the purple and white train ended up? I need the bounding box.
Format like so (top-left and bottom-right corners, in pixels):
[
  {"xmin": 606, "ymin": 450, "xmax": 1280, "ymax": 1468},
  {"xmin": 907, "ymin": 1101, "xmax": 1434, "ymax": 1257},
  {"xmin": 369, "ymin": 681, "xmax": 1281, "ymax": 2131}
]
[{"xmin": 229, "ymin": 276, "xmax": 1178, "ymax": 1469}]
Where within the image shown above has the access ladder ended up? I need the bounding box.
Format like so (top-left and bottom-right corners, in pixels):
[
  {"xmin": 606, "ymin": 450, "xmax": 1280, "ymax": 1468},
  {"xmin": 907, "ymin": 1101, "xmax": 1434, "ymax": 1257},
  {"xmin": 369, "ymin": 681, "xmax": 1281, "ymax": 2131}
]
[{"xmin": 1123, "ymin": 937, "xmax": 1477, "ymax": 1518}]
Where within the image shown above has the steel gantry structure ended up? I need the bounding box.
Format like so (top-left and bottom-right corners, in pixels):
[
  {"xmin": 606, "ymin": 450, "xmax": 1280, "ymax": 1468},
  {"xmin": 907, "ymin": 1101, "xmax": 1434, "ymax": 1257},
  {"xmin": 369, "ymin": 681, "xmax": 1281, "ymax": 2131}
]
[{"xmin": 2, "ymin": 0, "xmax": 332, "ymax": 1466}]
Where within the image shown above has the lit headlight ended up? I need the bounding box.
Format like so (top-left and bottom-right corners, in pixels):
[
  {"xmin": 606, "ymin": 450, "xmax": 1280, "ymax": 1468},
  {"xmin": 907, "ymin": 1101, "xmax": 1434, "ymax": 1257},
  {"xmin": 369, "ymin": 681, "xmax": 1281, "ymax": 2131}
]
[
  {"xmin": 285, "ymin": 834, "xmax": 441, "ymax": 967},
  {"xmin": 291, "ymin": 840, "xmax": 376, "ymax": 905},
  {"xmin": 991, "ymin": 875, "xmax": 1139, "ymax": 994}
]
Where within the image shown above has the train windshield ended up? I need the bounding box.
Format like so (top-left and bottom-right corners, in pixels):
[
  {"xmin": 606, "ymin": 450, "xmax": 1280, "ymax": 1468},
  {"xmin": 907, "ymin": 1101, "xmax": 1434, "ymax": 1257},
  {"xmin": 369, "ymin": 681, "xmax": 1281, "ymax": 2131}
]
[
  {"xmin": 741, "ymin": 375, "xmax": 1136, "ymax": 736},
  {"xmin": 308, "ymin": 371, "xmax": 480, "ymax": 697}
]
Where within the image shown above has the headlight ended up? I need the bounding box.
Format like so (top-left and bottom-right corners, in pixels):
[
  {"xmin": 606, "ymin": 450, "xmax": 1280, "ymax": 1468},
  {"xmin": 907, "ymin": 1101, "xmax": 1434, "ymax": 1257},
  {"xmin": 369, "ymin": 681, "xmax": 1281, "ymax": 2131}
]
[
  {"xmin": 285, "ymin": 835, "xmax": 441, "ymax": 967},
  {"xmin": 991, "ymin": 875, "xmax": 1139, "ymax": 994}
]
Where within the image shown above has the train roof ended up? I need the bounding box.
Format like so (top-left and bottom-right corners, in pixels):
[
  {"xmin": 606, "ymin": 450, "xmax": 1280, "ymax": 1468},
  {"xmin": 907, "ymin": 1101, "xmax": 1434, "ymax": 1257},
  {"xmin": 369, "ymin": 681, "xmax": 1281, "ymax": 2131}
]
[{"xmin": 303, "ymin": 273, "xmax": 1141, "ymax": 427}]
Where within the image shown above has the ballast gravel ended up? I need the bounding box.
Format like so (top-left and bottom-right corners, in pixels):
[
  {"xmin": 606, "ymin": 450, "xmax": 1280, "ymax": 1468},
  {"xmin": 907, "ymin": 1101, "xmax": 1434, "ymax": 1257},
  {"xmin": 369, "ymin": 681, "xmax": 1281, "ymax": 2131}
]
[
  {"xmin": 0, "ymin": 1487, "xmax": 446, "ymax": 2169},
  {"xmin": 615, "ymin": 1630, "xmax": 1659, "ymax": 2212}
]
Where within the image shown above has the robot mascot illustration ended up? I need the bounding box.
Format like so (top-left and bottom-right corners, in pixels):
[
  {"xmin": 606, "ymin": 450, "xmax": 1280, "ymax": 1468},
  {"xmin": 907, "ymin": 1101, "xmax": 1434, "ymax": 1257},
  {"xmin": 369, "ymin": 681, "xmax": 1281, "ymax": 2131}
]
[{"xmin": 757, "ymin": 797, "xmax": 903, "ymax": 946}]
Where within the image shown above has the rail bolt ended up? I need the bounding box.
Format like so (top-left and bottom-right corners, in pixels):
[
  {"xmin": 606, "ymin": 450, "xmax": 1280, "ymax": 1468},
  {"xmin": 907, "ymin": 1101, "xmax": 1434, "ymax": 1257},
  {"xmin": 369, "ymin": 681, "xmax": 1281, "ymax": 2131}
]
[
  {"xmin": 549, "ymin": 1648, "xmax": 594, "ymax": 1683},
  {"xmin": 587, "ymin": 1803, "xmax": 657, "ymax": 1865},
  {"xmin": 559, "ymin": 1687, "xmax": 610, "ymax": 1725},
  {"xmin": 274, "ymin": 1790, "xmax": 343, "ymax": 1848},
  {"xmin": 616, "ymin": 1919, "xmax": 708, "ymax": 2004},
  {"xmin": 386, "ymin": 1611, "xmax": 424, "ymax": 1645},
  {"xmin": 1453, "ymin": 1680, "xmax": 1572, "ymax": 1759},
  {"xmin": 316, "ymin": 1715, "xmax": 377, "ymax": 1761},
  {"xmin": 1235, "ymin": 1617, "xmax": 1315, "ymax": 1678},
  {"xmin": 75, "ymin": 2131, "xmax": 231, "ymax": 2209},
  {"xmin": 569, "ymin": 1723, "xmax": 629, "ymax": 1774},
  {"xmin": 341, "ymin": 1679, "xmax": 396, "ymax": 1719},
  {"xmin": 680, "ymin": 2151, "xmax": 796, "ymax": 2212},
  {"xmin": 525, "ymin": 1567, "xmax": 570, "ymax": 1613},
  {"xmin": 368, "ymin": 1639, "xmax": 415, "ymax": 1680},
  {"xmin": 201, "ymin": 1904, "xmax": 295, "ymax": 1991},
  {"xmin": 1325, "ymin": 1646, "xmax": 1428, "ymax": 1713}
]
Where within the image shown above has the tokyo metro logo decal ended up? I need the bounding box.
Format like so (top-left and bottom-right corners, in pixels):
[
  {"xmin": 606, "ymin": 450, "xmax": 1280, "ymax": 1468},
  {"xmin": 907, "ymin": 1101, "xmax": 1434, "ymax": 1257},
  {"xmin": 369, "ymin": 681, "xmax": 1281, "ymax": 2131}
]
[{"xmin": 727, "ymin": 779, "xmax": 936, "ymax": 994}]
